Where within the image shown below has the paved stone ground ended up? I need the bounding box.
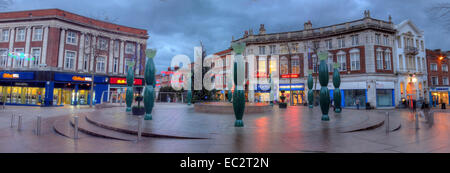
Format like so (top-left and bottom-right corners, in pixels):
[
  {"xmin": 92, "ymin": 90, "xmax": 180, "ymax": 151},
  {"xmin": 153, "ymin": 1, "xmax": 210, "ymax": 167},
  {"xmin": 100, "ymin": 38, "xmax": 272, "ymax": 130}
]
[{"xmin": 0, "ymin": 103, "xmax": 449, "ymax": 153}]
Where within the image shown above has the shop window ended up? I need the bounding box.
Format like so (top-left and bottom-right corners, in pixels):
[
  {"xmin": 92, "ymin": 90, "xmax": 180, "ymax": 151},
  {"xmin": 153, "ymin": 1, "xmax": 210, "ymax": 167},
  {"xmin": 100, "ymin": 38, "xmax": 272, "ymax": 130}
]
[
  {"xmin": 376, "ymin": 89, "xmax": 393, "ymax": 107},
  {"xmin": 400, "ymin": 82, "xmax": 404, "ymax": 96},
  {"xmin": 344, "ymin": 89, "xmax": 366, "ymax": 107},
  {"xmin": 269, "ymin": 57, "xmax": 277, "ymax": 75}
]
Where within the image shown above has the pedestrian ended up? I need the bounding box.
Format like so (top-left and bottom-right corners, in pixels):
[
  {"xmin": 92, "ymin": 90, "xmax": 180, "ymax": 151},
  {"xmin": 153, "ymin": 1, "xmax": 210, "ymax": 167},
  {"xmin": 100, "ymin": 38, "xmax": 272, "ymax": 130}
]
[
  {"xmin": 412, "ymin": 99, "xmax": 417, "ymax": 113},
  {"xmin": 356, "ymin": 99, "xmax": 360, "ymax": 110}
]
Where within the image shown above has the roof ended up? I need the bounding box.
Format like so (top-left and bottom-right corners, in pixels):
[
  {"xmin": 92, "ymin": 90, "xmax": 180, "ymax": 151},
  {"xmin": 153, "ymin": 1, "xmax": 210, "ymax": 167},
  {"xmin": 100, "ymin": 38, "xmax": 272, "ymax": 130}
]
[
  {"xmin": 0, "ymin": 9, "xmax": 148, "ymax": 38},
  {"xmin": 214, "ymin": 48, "xmax": 232, "ymax": 56},
  {"xmin": 395, "ymin": 19, "xmax": 423, "ymax": 36}
]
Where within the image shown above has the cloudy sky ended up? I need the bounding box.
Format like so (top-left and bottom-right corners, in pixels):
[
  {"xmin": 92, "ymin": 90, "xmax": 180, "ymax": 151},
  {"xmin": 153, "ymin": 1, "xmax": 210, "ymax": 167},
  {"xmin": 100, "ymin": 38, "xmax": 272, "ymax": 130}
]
[{"xmin": 1, "ymin": 0, "xmax": 449, "ymax": 72}]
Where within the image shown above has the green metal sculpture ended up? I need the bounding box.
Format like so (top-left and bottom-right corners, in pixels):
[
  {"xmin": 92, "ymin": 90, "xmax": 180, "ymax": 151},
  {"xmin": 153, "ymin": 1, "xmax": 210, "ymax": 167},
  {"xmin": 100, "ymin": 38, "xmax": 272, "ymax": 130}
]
[
  {"xmin": 227, "ymin": 80, "xmax": 232, "ymax": 103},
  {"xmin": 307, "ymin": 70, "xmax": 314, "ymax": 108},
  {"xmin": 125, "ymin": 62, "xmax": 135, "ymax": 112},
  {"xmin": 269, "ymin": 72, "xmax": 274, "ymax": 106},
  {"xmin": 318, "ymin": 52, "xmax": 330, "ymax": 121},
  {"xmin": 231, "ymin": 42, "xmax": 246, "ymax": 127},
  {"xmin": 187, "ymin": 73, "xmax": 192, "ymax": 106},
  {"xmin": 144, "ymin": 49, "xmax": 156, "ymax": 120},
  {"xmin": 333, "ymin": 63, "xmax": 342, "ymax": 113}
]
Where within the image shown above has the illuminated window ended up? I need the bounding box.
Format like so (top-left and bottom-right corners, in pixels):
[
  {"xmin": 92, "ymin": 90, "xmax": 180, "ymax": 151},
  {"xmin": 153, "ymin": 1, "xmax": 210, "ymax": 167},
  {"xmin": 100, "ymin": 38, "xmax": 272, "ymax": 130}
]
[
  {"xmin": 291, "ymin": 56, "xmax": 300, "ymax": 74},
  {"xmin": 269, "ymin": 57, "xmax": 277, "ymax": 75},
  {"xmin": 258, "ymin": 57, "xmax": 267, "ymax": 75},
  {"xmin": 280, "ymin": 56, "xmax": 288, "ymax": 74}
]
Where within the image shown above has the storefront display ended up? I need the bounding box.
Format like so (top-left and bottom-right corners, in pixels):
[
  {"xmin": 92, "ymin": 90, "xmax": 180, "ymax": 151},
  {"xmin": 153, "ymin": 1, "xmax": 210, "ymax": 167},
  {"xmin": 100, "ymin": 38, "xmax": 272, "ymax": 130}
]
[
  {"xmin": 343, "ymin": 89, "xmax": 366, "ymax": 108},
  {"xmin": 109, "ymin": 77, "xmax": 143, "ymax": 103},
  {"xmin": 430, "ymin": 87, "xmax": 450, "ymax": 106},
  {"xmin": 279, "ymin": 83, "xmax": 305, "ymax": 105},
  {"xmin": 376, "ymin": 89, "xmax": 394, "ymax": 107}
]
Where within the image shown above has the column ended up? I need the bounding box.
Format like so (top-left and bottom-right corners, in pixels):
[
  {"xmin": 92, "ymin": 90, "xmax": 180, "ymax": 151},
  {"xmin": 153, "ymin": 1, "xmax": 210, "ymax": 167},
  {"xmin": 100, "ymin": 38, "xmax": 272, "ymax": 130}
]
[
  {"xmin": 136, "ymin": 43, "xmax": 140, "ymax": 75},
  {"xmin": 414, "ymin": 55, "xmax": 418, "ymax": 72},
  {"xmin": 119, "ymin": 40, "xmax": 125, "ymax": 74},
  {"xmin": 41, "ymin": 26, "xmax": 49, "ymax": 66},
  {"xmin": 57, "ymin": 28, "xmax": 66, "ymax": 68},
  {"xmin": 108, "ymin": 39, "xmax": 114, "ymax": 73},
  {"xmin": 402, "ymin": 54, "xmax": 406, "ymax": 71},
  {"xmin": 24, "ymin": 26, "xmax": 31, "ymax": 67},
  {"xmin": 90, "ymin": 35, "xmax": 97, "ymax": 72},
  {"xmin": 7, "ymin": 28, "xmax": 15, "ymax": 67},
  {"xmin": 77, "ymin": 32, "xmax": 85, "ymax": 71}
]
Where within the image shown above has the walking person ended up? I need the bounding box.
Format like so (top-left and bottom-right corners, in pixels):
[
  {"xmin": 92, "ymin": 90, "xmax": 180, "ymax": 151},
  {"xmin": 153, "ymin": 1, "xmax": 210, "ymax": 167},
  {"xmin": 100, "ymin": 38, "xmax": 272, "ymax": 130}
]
[
  {"xmin": 412, "ymin": 99, "xmax": 417, "ymax": 113},
  {"xmin": 356, "ymin": 98, "xmax": 360, "ymax": 110}
]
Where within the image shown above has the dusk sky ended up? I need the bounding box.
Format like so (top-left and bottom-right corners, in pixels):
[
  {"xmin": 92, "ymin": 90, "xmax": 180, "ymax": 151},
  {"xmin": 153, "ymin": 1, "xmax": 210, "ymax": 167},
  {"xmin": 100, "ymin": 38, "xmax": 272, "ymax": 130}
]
[{"xmin": 2, "ymin": 0, "xmax": 449, "ymax": 72}]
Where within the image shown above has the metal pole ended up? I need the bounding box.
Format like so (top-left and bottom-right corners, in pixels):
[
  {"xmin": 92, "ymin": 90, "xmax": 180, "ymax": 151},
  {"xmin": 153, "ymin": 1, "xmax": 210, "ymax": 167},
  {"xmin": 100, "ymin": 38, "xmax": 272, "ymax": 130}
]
[
  {"xmin": 36, "ymin": 115, "xmax": 41, "ymax": 136},
  {"xmin": 74, "ymin": 116, "xmax": 79, "ymax": 139},
  {"xmin": 137, "ymin": 116, "xmax": 142, "ymax": 141},
  {"xmin": 10, "ymin": 113, "xmax": 15, "ymax": 128},
  {"xmin": 385, "ymin": 112, "xmax": 389, "ymax": 133},
  {"xmin": 17, "ymin": 115, "xmax": 22, "ymax": 131},
  {"xmin": 415, "ymin": 112, "xmax": 419, "ymax": 129}
]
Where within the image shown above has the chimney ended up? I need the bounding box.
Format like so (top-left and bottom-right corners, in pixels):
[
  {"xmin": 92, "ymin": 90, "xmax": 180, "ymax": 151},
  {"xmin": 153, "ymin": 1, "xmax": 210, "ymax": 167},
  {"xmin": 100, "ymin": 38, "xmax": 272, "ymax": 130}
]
[
  {"xmin": 388, "ymin": 15, "xmax": 392, "ymax": 23},
  {"xmin": 304, "ymin": 20, "xmax": 312, "ymax": 30},
  {"xmin": 249, "ymin": 29, "xmax": 253, "ymax": 36},
  {"xmin": 244, "ymin": 30, "xmax": 249, "ymax": 37},
  {"xmin": 259, "ymin": 24, "xmax": 266, "ymax": 35}
]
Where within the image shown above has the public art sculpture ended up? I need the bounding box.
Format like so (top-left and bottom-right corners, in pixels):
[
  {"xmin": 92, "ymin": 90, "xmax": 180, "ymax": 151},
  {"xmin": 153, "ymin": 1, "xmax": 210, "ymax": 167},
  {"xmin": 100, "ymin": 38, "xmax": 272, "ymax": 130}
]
[
  {"xmin": 318, "ymin": 52, "xmax": 330, "ymax": 121},
  {"xmin": 125, "ymin": 62, "xmax": 135, "ymax": 112},
  {"xmin": 269, "ymin": 72, "xmax": 274, "ymax": 106},
  {"xmin": 227, "ymin": 80, "xmax": 233, "ymax": 103},
  {"xmin": 187, "ymin": 75, "xmax": 192, "ymax": 105},
  {"xmin": 144, "ymin": 49, "xmax": 157, "ymax": 120},
  {"xmin": 333, "ymin": 63, "xmax": 342, "ymax": 113},
  {"xmin": 231, "ymin": 42, "xmax": 246, "ymax": 127},
  {"xmin": 307, "ymin": 70, "xmax": 314, "ymax": 108}
]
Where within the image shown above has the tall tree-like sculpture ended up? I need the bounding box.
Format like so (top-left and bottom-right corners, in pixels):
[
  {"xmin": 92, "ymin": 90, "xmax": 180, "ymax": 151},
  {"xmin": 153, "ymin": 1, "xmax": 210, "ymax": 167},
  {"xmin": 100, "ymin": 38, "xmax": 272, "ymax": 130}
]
[
  {"xmin": 318, "ymin": 52, "xmax": 330, "ymax": 121},
  {"xmin": 307, "ymin": 70, "xmax": 314, "ymax": 108},
  {"xmin": 269, "ymin": 72, "xmax": 274, "ymax": 106},
  {"xmin": 232, "ymin": 42, "xmax": 246, "ymax": 127},
  {"xmin": 187, "ymin": 72, "xmax": 192, "ymax": 106},
  {"xmin": 125, "ymin": 62, "xmax": 135, "ymax": 112},
  {"xmin": 333, "ymin": 63, "xmax": 342, "ymax": 113},
  {"xmin": 144, "ymin": 49, "xmax": 156, "ymax": 120},
  {"xmin": 227, "ymin": 79, "xmax": 232, "ymax": 103}
]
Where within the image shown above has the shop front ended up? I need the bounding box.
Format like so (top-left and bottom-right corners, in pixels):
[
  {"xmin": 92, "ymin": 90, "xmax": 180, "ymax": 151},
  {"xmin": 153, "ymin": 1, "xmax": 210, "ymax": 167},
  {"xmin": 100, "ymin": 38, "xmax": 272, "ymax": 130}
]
[
  {"xmin": 0, "ymin": 71, "xmax": 47, "ymax": 106},
  {"xmin": 255, "ymin": 84, "xmax": 271, "ymax": 103},
  {"xmin": 108, "ymin": 77, "xmax": 143, "ymax": 103},
  {"xmin": 52, "ymin": 73, "xmax": 109, "ymax": 105},
  {"xmin": 279, "ymin": 83, "xmax": 305, "ymax": 105},
  {"xmin": 430, "ymin": 87, "xmax": 450, "ymax": 106},
  {"xmin": 376, "ymin": 81, "xmax": 395, "ymax": 107}
]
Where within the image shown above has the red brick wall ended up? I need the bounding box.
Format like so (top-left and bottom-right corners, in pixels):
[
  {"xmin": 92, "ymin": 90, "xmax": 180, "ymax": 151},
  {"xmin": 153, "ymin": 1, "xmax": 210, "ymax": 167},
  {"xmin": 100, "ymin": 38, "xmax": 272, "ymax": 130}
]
[
  {"xmin": 46, "ymin": 27, "xmax": 61, "ymax": 67},
  {"xmin": 427, "ymin": 49, "xmax": 450, "ymax": 86}
]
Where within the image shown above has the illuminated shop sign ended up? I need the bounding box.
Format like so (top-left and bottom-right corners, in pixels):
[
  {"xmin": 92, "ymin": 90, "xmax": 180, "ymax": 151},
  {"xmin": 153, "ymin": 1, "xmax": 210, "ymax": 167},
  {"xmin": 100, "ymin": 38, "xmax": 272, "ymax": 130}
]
[
  {"xmin": 280, "ymin": 74, "xmax": 300, "ymax": 78},
  {"xmin": 72, "ymin": 76, "xmax": 93, "ymax": 82},
  {"xmin": 279, "ymin": 83, "xmax": 305, "ymax": 91},
  {"xmin": 54, "ymin": 73, "xmax": 108, "ymax": 83},
  {"xmin": 256, "ymin": 84, "xmax": 271, "ymax": 93},
  {"xmin": 0, "ymin": 72, "xmax": 34, "ymax": 80},
  {"xmin": 110, "ymin": 77, "xmax": 143, "ymax": 85}
]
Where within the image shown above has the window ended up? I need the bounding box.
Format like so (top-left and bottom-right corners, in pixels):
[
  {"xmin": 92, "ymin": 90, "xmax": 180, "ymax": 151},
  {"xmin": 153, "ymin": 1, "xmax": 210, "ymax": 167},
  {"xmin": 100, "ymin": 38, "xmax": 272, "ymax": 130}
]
[
  {"xmin": 96, "ymin": 57, "xmax": 106, "ymax": 73},
  {"xmin": 114, "ymin": 40, "xmax": 119, "ymax": 54},
  {"xmin": 442, "ymin": 64, "xmax": 448, "ymax": 72},
  {"xmin": 338, "ymin": 38, "xmax": 345, "ymax": 48},
  {"xmin": 98, "ymin": 38, "xmax": 108, "ymax": 50},
  {"xmin": 113, "ymin": 57, "xmax": 118, "ymax": 73},
  {"xmin": 375, "ymin": 34, "xmax": 381, "ymax": 45},
  {"xmin": 397, "ymin": 36, "xmax": 402, "ymax": 48},
  {"xmin": 16, "ymin": 28, "xmax": 25, "ymax": 42},
  {"xmin": 13, "ymin": 48, "xmax": 24, "ymax": 67},
  {"xmin": 376, "ymin": 49, "xmax": 383, "ymax": 70},
  {"xmin": 1, "ymin": 29, "xmax": 9, "ymax": 42},
  {"xmin": 280, "ymin": 57, "xmax": 288, "ymax": 74},
  {"xmin": 430, "ymin": 63, "xmax": 437, "ymax": 71},
  {"xmin": 32, "ymin": 28, "xmax": 43, "ymax": 41},
  {"xmin": 280, "ymin": 45, "xmax": 288, "ymax": 54},
  {"xmin": 64, "ymin": 51, "xmax": 76, "ymax": 70},
  {"xmin": 292, "ymin": 43, "xmax": 299, "ymax": 53},
  {"xmin": 431, "ymin": 76, "xmax": 438, "ymax": 85},
  {"xmin": 383, "ymin": 35, "xmax": 389, "ymax": 46},
  {"xmin": 399, "ymin": 55, "xmax": 403, "ymax": 70},
  {"xmin": 125, "ymin": 58, "xmax": 133, "ymax": 73},
  {"xmin": 327, "ymin": 54, "xmax": 334, "ymax": 72},
  {"xmin": 313, "ymin": 41, "xmax": 320, "ymax": 49},
  {"xmin": 269, "ymin": 57, "xmax": 277, "ymax": 74},
  {"xmin": 66, "ymin": 31, "xmax": 77, "ymax": 44},
  {"xmin": 337, "ymin": 52, "xmax": 346, "ymax": 71},
  {"xmin": 83, "ymin": 55, "xmax": 89, "ymax": 71},
  {"xmin": 384, "ymin": 50, "xmax": 391, "ymax": 70},
  {"xmin": 258, "ymin": 46, "xmax": 265, "ymax": 55},
  {"xmin": 444, "ymin": 77, "xmax": 449, "ymax": 85},
  {"xmin": 351, "ymin": 35, "xmax": 359, "ymax": 46},
  {"xmin": 420, "ymin": 41, "xmax": 424, "ymax": 51},
  {"xmin": 312, "ymin": 54, "xmax": 318, "ymax": 73},
  {"xmin": 30, "ymin": 48, "xmax": 41, "ymax": 67},
  {"xmin": 350, "ymin": 49, "xmax": 360, "ymax": 71},
  {"xmin": 291, "ymin": 57, "xmax": 300, "ymax": 74},
  {"xmin": 269, "ymin": 45, "xmax": 276, "ymax": 54},
  {"xmin": 125, "ymin": 43, "xmax": 135, "ymax": 54},
  {"xmin": 0, "ymin": 49, "xmax": 7, "ymax": 67},
  {"xmin": 326, "ymin": 39, "xmax": 332, "ymax": 49}
]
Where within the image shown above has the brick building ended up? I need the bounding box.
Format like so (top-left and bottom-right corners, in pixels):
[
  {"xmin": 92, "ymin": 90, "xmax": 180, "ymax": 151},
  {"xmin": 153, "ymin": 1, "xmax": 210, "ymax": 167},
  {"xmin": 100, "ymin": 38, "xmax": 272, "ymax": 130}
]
[
  {"xmin": 0, "ymin": 9, "xmax": 148, "ymax": 106},
  {"xmin": 426, "ymin": 49, "xmax": 450, "ymax": 106}
]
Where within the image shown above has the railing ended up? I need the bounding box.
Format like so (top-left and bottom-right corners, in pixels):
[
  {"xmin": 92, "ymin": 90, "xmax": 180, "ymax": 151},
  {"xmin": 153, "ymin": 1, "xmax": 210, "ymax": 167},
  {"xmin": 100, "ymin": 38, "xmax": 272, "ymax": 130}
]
[{"xmin": 405, "ymin": 46, "xmax": 419, "ymax": 55}]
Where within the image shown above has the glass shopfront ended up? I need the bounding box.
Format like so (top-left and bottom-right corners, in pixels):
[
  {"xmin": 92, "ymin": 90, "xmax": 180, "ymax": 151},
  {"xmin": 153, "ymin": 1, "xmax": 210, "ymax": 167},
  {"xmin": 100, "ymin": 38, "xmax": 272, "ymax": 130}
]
[
  {"xmin": 344, "ymin": 89, "xmax": 366, "ymax": 108},
  {"xmin": 279, "ymin": 83, "xmax": 305, "ymax": 105},
  {"xmin": 109, "ymin": 77, "xmax": 143, "ymax": 103},
  {"xmin": 0, "ymin": 86, "xmax": 45, "ymax": 105},
  {"xmin": 376, "ymin": 89, "xmax": 394, "ymax": 107},
  {"xmin": 431, "ymin": 91, "xmax": 449, "ymax": 105}
]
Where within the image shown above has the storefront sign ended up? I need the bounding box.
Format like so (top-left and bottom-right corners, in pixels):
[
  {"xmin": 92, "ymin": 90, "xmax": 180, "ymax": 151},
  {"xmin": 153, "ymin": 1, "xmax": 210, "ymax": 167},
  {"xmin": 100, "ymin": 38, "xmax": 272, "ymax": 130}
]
[
  {"xmin": 280, "ymin": 74, "xmax": 300, "ymax": 78},
  {"xmin": 110, "ymin": 77, "xmax": 143, "ymax": 85},
  {"xmin": 72, "ymin": 76, "xmax": 92, "ymax": 82},
  {"xmin": 256, "ymin": 84, "xmax": 271, "ymax": 92},
  {"xmin": 376, "ymin": 81, "xmax": 395, "ymax": 89},
  {"xmin": 54, "ymin": 73, "xmax": 108, "ymax": 83},
  {"xmin": 431, "ymin": 87, "xmax": 450, "ymax": 91},
  {"xmin": 14, "ymin": 82, "xmax": 28, "ymax": 86},
  {"xmin": 0, "ymin": 72, "xmax": 35, "ymax": 80},
  {"xmin": 279, "ymin": 83, "xmax": 305, "ymax": 91}
]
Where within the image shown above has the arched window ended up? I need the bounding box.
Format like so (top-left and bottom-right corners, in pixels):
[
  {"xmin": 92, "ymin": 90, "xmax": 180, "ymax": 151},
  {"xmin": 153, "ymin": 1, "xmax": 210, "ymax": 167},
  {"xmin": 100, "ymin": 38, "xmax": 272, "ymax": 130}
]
[
  {"xmin": 350, "ymin": 48, "xmax": 360, "ymax": 71},
  {"xmin": 384, "ymin": 49, "xmax": 391, "ymax": 70},
  {"xmin": 269, "ymin": 56, "xmax": 278, "ymax": 75},
  {"xmin": 337, "ymin": 51, "xmax": 346, "ymax": 71},
  {"xmin": 291, "ymin": 55, "xmax": 300, "ymax": 74},
  {"xmin": 327, "ymin": 53, "xmax": 334, "ymax": 72},
  {"xmin": 280, "ymin": 56, "xmax": 288, "ymax": 75},
  {"xmin": 258, "ymin": 56, "xmax": 267, "ymax": 75},
  {"xmin": 376, "ymin": 48, "xmax": 383, "ymax": 70}
]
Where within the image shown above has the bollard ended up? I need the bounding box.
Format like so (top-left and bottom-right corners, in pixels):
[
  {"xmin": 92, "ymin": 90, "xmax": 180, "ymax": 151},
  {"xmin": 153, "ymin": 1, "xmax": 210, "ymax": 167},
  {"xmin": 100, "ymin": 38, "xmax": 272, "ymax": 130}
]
[
  {"xmin": 137, "ymin": 116, "xmax": 142, "ymax": 141},
  {"xmin": 10, "ymin": 114, "xmax": 15, "ymax": 128},
  {"xmin": 17, "ymin": 115, "xmax": 22, "ymax": 131},
  {"xmin": 385, "ymin": 112, "xmax": 389, "ymax": 133},
  {"xmin": 415, "ymin": 112, "xmax": 419, "ymax": 129},
  {"xmin": 36, "ymin": 115, "xmax": 41, "ymax": 136},
  {"xmin": 74, "ymin": 116, "xmax": 79, "ymax": 139}
]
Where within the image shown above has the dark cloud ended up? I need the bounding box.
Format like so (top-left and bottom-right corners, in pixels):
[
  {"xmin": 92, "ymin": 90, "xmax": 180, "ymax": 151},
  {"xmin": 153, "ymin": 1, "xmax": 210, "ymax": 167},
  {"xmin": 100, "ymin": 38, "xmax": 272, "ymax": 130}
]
[{"xmin": 4, "ymin": 0, "xmax": 450, "ymax": 72}]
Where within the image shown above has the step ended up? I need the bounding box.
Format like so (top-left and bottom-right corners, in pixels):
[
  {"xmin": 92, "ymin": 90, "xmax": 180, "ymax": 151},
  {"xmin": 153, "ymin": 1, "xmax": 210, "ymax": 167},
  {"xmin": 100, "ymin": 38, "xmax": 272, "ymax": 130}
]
[
  {"xmin": 69, "ymin": 115, "xmax": 138, "ymax": 141},
  {"xmin": 338, "ymin": 114, "xmax": 385, "ymax": 133},
  {"xmin": 53, "ymin": 116, "xmax": 88, "ymax": 139}
]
